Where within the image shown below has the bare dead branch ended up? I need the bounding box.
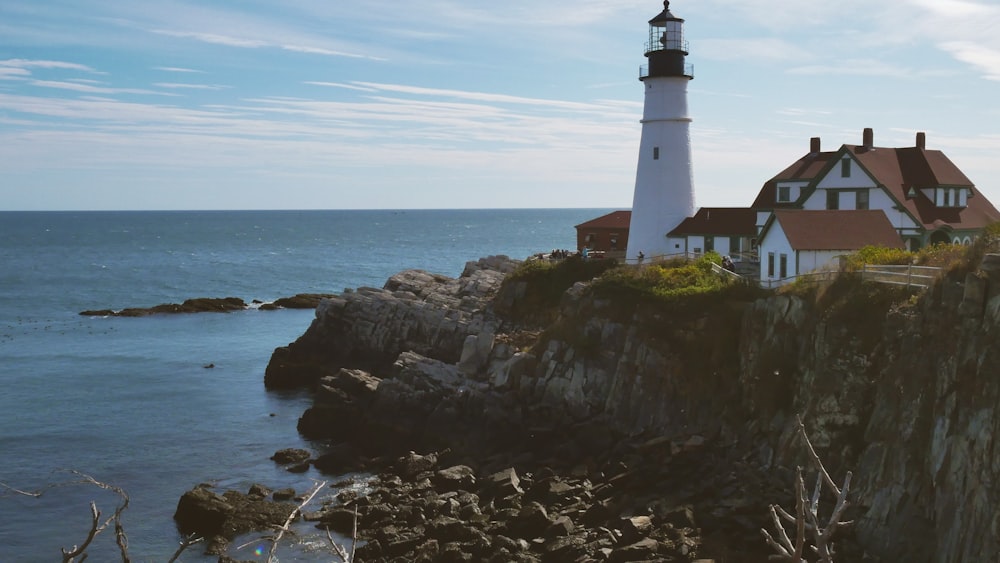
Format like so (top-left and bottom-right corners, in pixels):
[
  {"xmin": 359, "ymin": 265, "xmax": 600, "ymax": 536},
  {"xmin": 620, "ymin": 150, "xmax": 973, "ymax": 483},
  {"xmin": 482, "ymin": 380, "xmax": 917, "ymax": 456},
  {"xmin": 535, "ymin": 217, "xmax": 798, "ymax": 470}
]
[
  {"xmin": 324, "ymin": 504, "xmax": 359, "ymax": 563},
  {"xmin": 794, "ymin": 470, "xmax": 806, "ymax": 561},
  {"xmin": 762, "ymin": 415, "xmax": 855, "ymax": 563},
  {"xmin": 166, "ymin": 534, "xmax": 204, "ymax": 563},
  {"xmin": 0, "ymin": 481, "xmax": 44, "ymax": 497},
  {"xmin": 6, "ymin": 471, "xmax": 131, "ymax": 563},
  {"xmin": 62, "ymin": 502, "xmax": 102, "ymax": 563},
  {"xmin": 265, "ymin": 480, "xmax": 327, "ymax": 563},
  {"xmin": 796, "ymin": 414, "xmax": 840, "ymax": 494}
]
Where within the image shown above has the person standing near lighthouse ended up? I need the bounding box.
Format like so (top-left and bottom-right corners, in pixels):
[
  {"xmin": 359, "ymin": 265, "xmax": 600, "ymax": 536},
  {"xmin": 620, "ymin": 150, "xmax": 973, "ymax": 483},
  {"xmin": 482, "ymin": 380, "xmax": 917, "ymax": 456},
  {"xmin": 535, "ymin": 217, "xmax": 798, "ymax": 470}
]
[{"xmin": 626, "ymin": 1, "xmax": 696, "ymax": 262}]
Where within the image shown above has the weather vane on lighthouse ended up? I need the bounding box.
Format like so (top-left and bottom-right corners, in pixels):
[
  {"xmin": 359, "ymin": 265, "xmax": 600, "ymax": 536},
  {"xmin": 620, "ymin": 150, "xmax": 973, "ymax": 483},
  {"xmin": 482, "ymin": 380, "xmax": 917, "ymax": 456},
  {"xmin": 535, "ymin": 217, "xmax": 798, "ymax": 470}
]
[{"xmin": 625, "ymin": 0, "xmax": 696, "ymax": 262}]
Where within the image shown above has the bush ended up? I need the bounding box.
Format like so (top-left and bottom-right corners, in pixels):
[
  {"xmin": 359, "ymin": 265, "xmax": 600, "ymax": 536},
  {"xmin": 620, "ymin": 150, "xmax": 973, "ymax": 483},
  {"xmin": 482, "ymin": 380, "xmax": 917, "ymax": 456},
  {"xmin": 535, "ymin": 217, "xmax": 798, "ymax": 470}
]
[
  {"xmin": 590, "ymin": 253, "xmax": 763, "ymax": 314},
  {"xmin": 499, "ymin": 255, "xmax": 618, "ymax": 324}
]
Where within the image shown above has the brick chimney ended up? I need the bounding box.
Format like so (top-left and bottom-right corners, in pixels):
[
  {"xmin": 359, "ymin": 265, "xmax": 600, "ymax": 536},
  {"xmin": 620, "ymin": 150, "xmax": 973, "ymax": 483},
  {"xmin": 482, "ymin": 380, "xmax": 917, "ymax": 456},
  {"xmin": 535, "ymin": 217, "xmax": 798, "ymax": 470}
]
[
  {"xmin": 916, "ymin": 131, "xmax": 926, "ymax": 149},
  {"xmin": 863, "ymin": 127, "xmax": 874, "ymax": 150},
  {"xmin": 810, "ymin": 137, "xmax": 821, "ymax": 154}
]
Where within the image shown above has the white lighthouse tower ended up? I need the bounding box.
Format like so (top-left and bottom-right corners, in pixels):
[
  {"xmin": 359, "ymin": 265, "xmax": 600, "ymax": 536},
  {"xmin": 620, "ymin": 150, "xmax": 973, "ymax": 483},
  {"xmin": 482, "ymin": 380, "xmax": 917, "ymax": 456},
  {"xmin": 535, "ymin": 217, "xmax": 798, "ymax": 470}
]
[{"xmin": 626, "ymin": 1, "xmax": 695, "ymax": 262}]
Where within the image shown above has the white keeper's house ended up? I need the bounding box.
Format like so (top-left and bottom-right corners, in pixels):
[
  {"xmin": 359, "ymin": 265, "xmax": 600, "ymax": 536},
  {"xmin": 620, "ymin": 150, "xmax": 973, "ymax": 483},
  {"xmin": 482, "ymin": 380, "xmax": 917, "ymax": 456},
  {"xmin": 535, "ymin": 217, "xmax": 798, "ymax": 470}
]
[{"xmin": 747, "ymin": 129, "xmax": 1000, "ymax": 284}]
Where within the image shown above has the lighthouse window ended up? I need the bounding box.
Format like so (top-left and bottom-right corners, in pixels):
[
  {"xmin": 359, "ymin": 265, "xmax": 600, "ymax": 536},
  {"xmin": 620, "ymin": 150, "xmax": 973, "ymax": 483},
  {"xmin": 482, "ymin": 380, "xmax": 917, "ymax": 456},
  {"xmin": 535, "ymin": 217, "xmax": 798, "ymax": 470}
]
[{"xmin": 653, "ymin": 147, "xmax": 660, "ymax": 160}]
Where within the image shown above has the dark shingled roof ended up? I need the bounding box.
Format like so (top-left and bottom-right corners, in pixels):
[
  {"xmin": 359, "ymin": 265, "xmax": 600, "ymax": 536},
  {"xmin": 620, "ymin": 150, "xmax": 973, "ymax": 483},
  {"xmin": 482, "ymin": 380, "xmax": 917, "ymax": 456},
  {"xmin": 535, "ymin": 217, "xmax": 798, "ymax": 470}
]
[
  {"xmin": 752, "ymin": 142, "xmax": 1000, "ymax": 231},
  {"xmin": 668, "ymin": 207, "xmax": 758, "ymax": 237},
  {"xmin": 575, "ymin": 210, "xmax": 631, "ymax": 230},
  {"xmin": 770, "ymin": 210, "xmax": 904, "ymax": 251}
]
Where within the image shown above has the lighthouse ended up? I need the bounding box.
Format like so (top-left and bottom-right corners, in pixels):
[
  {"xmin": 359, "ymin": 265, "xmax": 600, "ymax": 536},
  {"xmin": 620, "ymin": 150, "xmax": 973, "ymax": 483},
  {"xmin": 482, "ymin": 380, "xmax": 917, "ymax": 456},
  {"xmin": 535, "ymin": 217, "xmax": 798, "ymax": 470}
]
[{"xmin": 626, "ymin": 1, "xmax": 695, "ymax": 262}]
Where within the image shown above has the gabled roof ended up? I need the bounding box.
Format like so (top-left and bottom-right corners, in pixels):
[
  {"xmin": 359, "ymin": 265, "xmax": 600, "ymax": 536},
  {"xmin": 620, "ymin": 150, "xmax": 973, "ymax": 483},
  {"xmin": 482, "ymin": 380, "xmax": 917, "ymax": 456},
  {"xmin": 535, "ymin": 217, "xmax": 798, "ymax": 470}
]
[
  {"xmin": 667, "ymin": 207, "xmax": 757, "ymax": 237},
  {"xmin": 751, "ymin": 151, "xmax": 836, "ymax": 208},
  {"xmin": 848, "ymin": 145, "xmax": 998, "ymax": 231},
  {"xmin": 751, "ymin": 139, "xmax": 1000, "ymax": 232},
  {"xmin": 765, "ymin": 210, "xmax": 904, "ymax": 251},
  {"xmin": 575, "ymin": 210, "xmax": 631, "ymax": 230}
]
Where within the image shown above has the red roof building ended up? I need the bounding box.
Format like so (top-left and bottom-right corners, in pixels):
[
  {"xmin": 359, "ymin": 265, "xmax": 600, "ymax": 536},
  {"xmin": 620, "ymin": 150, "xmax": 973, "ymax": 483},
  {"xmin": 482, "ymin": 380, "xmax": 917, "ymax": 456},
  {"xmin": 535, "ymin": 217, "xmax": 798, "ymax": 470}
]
[
  {"xmin": 751, "ymin": 129, "xmax": 1000, "ymax": 249},
  {"xmin": 574, "ymin": 210, "xmax": 631, "ymax": 254}
]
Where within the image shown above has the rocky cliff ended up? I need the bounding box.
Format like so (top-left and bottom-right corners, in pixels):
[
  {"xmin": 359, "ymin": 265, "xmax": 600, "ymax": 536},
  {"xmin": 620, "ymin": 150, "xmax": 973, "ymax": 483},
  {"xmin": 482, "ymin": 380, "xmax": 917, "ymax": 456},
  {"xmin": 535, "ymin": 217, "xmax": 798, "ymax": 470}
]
[{"xmin": 265, "ymin": 253, "xmax": 1000, "ymax": 562}]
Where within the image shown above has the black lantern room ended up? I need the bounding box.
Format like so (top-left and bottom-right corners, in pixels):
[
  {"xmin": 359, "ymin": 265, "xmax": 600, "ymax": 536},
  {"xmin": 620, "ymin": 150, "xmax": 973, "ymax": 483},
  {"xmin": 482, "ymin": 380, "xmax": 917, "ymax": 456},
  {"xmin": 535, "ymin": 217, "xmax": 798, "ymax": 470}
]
[{"xmin": 641, "ymin": 1, "xmax": 693, "ymax": 80}]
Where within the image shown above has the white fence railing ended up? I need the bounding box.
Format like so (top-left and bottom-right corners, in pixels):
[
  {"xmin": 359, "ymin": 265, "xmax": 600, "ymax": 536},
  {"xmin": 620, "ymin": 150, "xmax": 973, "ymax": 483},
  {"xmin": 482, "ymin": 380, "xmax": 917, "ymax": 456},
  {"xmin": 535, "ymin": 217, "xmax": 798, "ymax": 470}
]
[{"xmin": 860, "ymin": 264, "xmax": 943, "ymax": 289}]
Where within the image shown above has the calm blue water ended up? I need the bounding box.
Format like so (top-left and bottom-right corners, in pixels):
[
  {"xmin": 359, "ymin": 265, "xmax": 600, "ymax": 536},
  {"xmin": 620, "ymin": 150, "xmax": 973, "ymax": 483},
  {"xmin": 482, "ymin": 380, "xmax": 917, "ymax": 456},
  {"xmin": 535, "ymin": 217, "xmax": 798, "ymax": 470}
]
[{"xmin": 0, "ymin": 209, "xmax": 606, "ymax": 561}]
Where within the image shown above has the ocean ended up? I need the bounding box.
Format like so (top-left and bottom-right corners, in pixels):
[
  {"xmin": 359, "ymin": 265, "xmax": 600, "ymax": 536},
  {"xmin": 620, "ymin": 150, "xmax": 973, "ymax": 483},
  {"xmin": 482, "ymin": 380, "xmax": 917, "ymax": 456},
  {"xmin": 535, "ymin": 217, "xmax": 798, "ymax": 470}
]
[{"xmin": 0, "ymin": 209, "xmax": 608, "ymax": 561}]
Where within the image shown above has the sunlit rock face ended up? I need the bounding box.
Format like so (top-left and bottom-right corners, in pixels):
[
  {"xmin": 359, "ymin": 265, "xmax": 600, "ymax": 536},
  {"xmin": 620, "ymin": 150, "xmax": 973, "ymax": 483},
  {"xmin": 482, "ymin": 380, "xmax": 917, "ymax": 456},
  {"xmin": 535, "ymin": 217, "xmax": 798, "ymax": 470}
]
[{"xmin": 270, "ymin": 251, "xmax": 1000, "ymax": 562}]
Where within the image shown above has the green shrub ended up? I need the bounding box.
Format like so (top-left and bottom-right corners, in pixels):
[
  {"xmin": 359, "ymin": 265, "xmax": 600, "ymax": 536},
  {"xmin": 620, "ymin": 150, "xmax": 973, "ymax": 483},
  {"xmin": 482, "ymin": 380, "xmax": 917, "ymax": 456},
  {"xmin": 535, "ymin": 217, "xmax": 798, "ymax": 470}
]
[
  {"xmin": 841, "ymin": 245, "xmax": 915, "ymax": 271},
  {"xmin": 590, "ymin": 253, "xmax": 763, "ymax": 314},
  {"xmin": 499, "ymin": 255, "xmax": 618, "ymax": 324}
]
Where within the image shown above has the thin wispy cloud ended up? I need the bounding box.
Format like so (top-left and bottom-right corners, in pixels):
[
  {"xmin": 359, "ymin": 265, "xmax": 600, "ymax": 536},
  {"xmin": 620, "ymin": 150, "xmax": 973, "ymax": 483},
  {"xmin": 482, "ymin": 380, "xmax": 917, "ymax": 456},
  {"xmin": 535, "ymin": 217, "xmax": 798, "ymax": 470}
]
[
  {"xmin": 939, "ymin": 41, "xmax": 1000, "ymax": 81},
  {"xmin": 0, "ymin": 67, "xmax": 30, "ymax": 79},
  {"xmin": 352, "ymin": 82, "xmax": 624, "ymax": 112},
  {"xmin": 0, "ymin": 59, "xmax": 98, "ymax": 72},
  {"xmin": 154, "ymin": 67, "xmax": 205, "ymax": 73},
  {"xmin": 788, "ymin": 59, "xmax": 932, "ymax": 78},
  {"xmin": 150, "ymin": 28, "xmax": 380, "ymax": 60},
  {"xmin": 698, "ymin": 38, "xmax": 810, "ymax": 63},
  {"xmin": 154, "ymin": 82, "xmax": 230, "ymax": 91},
  {"xmin": 29, "ymin": 80, "xmax": 177, "ymax": 97},
  {"xmin": 305, "ymin": 82, "xmax": 379, "ymax": 92}
]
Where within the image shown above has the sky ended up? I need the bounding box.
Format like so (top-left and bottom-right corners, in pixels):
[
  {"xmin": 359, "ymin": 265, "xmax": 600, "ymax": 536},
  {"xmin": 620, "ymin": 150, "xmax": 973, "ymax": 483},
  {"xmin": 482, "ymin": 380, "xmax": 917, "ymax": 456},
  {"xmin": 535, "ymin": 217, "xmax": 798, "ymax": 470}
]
[{"xmin": 0, "ymin": 0, "xmax": 998, "ymax": 211}]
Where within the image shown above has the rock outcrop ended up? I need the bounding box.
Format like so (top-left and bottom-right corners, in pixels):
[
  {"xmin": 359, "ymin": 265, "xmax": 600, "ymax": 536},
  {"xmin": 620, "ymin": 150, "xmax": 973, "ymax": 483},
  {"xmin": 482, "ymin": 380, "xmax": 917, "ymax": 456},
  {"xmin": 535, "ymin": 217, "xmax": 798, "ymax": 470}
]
[
  {"xmin": 264, "ymin": 252, "xmax": 1000, "ymax": 563},
  {"xmin": 264, "ymin": 256, "xmax": 514, "ymax": 389},
  {"xmin": 174, "ymin": 483, "xmax": 298, "ymax": 554}
]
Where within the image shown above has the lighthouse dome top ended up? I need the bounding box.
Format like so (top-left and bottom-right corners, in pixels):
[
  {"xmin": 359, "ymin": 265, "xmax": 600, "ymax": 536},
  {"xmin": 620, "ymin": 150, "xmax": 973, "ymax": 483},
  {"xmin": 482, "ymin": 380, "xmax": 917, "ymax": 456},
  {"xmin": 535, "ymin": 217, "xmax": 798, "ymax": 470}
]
[{"xmin": 649, "ymin": 1, "xmax": 684, "ymax": 25}]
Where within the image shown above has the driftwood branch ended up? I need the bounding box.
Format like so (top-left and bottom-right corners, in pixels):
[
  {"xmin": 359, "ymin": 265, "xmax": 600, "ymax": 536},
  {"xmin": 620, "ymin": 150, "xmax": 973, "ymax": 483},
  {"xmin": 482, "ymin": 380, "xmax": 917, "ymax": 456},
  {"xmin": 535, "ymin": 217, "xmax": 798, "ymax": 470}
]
[
  {"xmin": 166, "ymin": 534, "xmax": 204, "ymax": 563},
  {"xmin": 4, "ymin": 470, "xmax": 132, "ymax": 563},
  {"xmin": 326, "ymin": 504, "xmax": 359, "ymax": 562},
  {"xmin": 265, "ymin": 480, "xmax": 327, "ymax": 563},
  {"xmin": 761, "ymin": 415, "xmax": 854, "ymax": 563}
]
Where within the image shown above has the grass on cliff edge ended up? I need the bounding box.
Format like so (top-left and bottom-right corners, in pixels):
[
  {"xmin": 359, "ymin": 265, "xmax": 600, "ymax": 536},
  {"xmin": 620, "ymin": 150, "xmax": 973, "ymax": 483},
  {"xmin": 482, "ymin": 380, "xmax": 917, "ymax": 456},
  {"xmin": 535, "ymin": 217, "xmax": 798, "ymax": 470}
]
[
  {"xmin": 588, "ymin": 252, "xmax": 766, "ymax": 314},
  {"xmin": 500, "ymin": 252, "xmax": 765, "ymax": 326}
]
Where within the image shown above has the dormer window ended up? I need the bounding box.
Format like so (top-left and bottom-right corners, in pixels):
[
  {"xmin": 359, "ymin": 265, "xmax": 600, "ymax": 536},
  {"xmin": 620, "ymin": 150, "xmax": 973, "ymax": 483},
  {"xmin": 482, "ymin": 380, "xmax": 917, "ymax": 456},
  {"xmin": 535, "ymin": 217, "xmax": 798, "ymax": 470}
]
[
  {"xmin": 944, "ymin": 190, "xmax": 951, "ymax": 207},
  {"xmin": 777, "ymin": 186, "xmax": 790, "ymax": 202}
]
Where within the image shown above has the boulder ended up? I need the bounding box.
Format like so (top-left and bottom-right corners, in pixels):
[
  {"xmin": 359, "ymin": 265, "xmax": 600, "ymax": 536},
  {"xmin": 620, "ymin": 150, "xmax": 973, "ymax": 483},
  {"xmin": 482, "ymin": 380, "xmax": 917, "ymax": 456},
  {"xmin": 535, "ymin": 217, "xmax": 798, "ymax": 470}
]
[
  {"xmin": 270, "ymin": 448, "xmax": 311, "ymax": 465},
  {"xmin": 433, "ymin": 465, "xmax": 476, "ymax": 492},
  {"xmin": 174, "ymin": 486, "xmax": 234, "ymax": 537}
]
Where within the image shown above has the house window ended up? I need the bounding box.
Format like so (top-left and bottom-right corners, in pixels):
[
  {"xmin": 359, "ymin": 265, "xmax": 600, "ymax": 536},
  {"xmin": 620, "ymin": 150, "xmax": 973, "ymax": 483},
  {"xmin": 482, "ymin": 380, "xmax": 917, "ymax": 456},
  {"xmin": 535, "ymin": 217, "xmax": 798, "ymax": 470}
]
[
  {"xmin": 705, "ymin": 236, "xmax": 715, "ymax": 253},
  {"xmin": 610, "ymin": 235, "xmax": 619, "ymax": 249},
  {"xmin": 841, "ymin": 159, "xmax": 851, "ymax": 177},
  {"xmin": 944, "ymin": 190, "xmax": 951, "ymax": 207},
  {"xmin": 767, "ymin": 252, "xmax": 775, "ymax": 277},
  {"xmin": 653, "ymin": 147, "xmax": 660, "ymax": 160},
  {"xmin": 779, "ymin": 254, "xmax": 788, "ymax": 278},
  {"xmin": 584, "ymin": 233, "xmax": 594, "ymax": 243},
  {"xmin": 826, "ymin": 190, "xmax": 839, "ymax": 210},
  {"xmin": 777, "ymin": 186, "xmax": 790, "ymax": 202},
  {"xmin": 856, "ymin": 190, "xmax": 869, "ymax": 210}
]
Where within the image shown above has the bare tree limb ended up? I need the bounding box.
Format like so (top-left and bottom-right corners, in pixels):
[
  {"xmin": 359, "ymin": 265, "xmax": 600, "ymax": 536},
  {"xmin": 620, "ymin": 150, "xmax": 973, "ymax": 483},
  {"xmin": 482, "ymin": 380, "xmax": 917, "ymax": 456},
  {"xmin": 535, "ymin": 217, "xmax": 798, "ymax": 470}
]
[
  {"xmin": 762, "ymin": 415, "xmax": 855, "ymax": 563},
  {"xmin": 167, "ymin": 534, "xmax": 204, "ymax": 563},
  {"xmin": 61, "ymin": 502, "xmax": 102, "ymax": 563},
  {"xmin": 325, "ymin": 504, "xmax": 359, "ymax": 563},
  {"xmin": 0, "ymin": 481, "xmax": 44, "ymax": 497},
  {"xmin": 796, "ymin": 414, "xmax": 840, "ymax": 494},
  {"xmin": 265, "ymin": 480, "xmax": 327, "ymax": 563}
]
